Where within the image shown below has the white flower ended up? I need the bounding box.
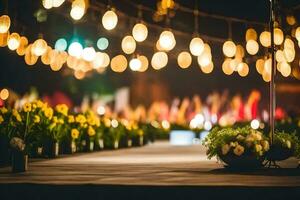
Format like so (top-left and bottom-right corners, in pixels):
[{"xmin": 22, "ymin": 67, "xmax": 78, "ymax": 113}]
[
  {"xmin": 221, "ymin": 144, "xmax": 230, "ymax": 155},
  {"xmin": 286, "ymin": 140, "xmax": 291, "ymax": 149},
  {"xmin": 10, "ymin": 137, "xmax": 25, "ymax": 151},
  {"xmin": 255, "ymin": 144, "xmax": 263, "ymax": 152},
  {"xmin": 236, "ymin": 135, "xmax": 245, "ymax": 141},
  {"xmin": 261, "ymin": 140, "xmax": 270, "ymax": 151},
  {"xmin": 233, "ymin": 145, "xmax": 244, "ymax": 156}
]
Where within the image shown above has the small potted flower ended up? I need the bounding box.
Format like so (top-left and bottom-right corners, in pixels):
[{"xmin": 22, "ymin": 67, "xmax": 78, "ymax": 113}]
[
  {"xmin": 0, "ymin": 107, "xmax": 12, "ymax": 166},
  {"xmin": 70, "ymin": 128, "xmax": 79, "ymax": 153},
  {"xmin": 204, "ymin": 126, "xmax": 270, "ymax": 169},
  {"xmin": 9, "ymin": 102, "xmax": 37, "ymax": 172}
]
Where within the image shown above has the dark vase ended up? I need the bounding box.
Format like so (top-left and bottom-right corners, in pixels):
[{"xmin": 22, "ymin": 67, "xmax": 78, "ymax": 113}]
[
  {"xmin": 43, "ymin": 141, "xmax": 59, "ymax": 158},
  {"xmin": 0, "ymin": 135, "xmax": 10, "ymax": 166},
  {"xmin": 11, "ymin": 150, "xmax": 28, "ymax": 173}
]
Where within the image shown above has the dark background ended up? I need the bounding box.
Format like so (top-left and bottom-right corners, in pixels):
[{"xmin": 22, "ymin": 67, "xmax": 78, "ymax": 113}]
[{"xmin": 0, "ymin": 0, "xmax": 300, "ymax": 109}]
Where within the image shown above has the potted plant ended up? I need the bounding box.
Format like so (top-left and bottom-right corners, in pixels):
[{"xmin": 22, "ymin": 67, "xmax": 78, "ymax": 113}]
[
  {"xmin": 203, "ymin": 126, "xmax": 270, "ymax": 169},
  {"xmin": 0, "ymin": 107, "xmax": 13, "ymax": 166},
  {"xmin": 266, "ymin": 131, "xmax": 300, "ymax": 162},
  {"xmin": 42, "ymin": 104, "xmax": 68, "ymax": 158},
  {"xmin": 9, "ymin": 102, "xmax": 39, "ymax": 173}
]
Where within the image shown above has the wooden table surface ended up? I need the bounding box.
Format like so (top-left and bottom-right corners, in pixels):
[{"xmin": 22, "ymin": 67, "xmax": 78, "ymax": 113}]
[{"xmin": 1, "ymin": 141, "xmax": 300, "ymax": 187}]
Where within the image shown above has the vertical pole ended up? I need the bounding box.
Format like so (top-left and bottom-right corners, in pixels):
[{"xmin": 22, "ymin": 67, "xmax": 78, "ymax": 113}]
[{"xmin": 269, "ymin": 0, "xmax": 275, "ymax": 145}]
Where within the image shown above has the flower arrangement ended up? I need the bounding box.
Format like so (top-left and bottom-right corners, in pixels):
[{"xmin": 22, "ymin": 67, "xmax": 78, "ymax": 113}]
[
  {"xmin": 266, "ymin": 131, "xmax": 300, "ymax": 162},
  {"xmin": 204, "ymin": 126, "xmax": 270, "ymax": 168}
]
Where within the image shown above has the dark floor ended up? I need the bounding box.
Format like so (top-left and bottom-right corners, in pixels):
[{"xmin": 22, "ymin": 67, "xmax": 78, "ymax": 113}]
[{"xmin": 1, "ymin": 142, "xmax": 300, "ymax": 199}]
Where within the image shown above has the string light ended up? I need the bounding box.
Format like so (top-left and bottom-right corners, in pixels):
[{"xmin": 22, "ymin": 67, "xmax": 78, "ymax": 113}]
[
  {"xmin": 111, "ymin": 55, "xmax": 127, "ymax": 72},
  {"xmin": 70, "ymin": 0, "xmax": 86, "ymax": 20},
  {"xmin": 82, "ymin": 47, "xmax": 96, "ymax": 62},
  {"xmin": 189, "ymin": 37, "xmax": 204, "ymax": 56},
  {"xmin": 137, "ymin": 55, "xmax": 149, "ymax": 72},
  {"xmin": 255, "ymin": 59, "xmax": 264, "ymax": 74},
  {"xmin": 177, "ymin": 51, "xmax": 192, "ymax": 69},
  {"xmin": 222, "ymin": 40, "xmax": 236, "ymax": 57},
  {"xmin": 237, "ymin": 62, "xmax": 249, "ymax": 77},
  {"xmin": 7, "ymin": 33, "xmax": 21, "ymax": 50},
  {"xmin": 222, "ymin": 58, "xmax": 234, "ymax": 75},
  {"xmin": 151, "ymin": 51, "xmax": 168, "ymax": 70},
  {"xmin": 0, "ymin": 88, "xmax": 9, "ymax": 100},
  {"xmin": 102, "ymin": 10, "xmax": 118, "ymax": 30},
  {"xmin": 129, "ymin": 58, "xmax": 142, "ymax": 71},
  {"xmin": 68, "ymin": 42, "xmax": 83, "ymax": 58},
  {"xmin": 246, "ymin": 39, "xmax": 259, "ymax": 55},
  {"xmin": 55, "ymin": 38, "xmax": 68, "ymax": 51},
  {"xmin": 274, "ymin": 28, "xmax": 284, "ymax": 45},
  {"xmin": 0, "ymin": 15, "xmax": 11, "ymax": 33},
  {"xmin": 245, "ymin": 28, "xmax": 257, "ymax": 41},
  {"xmin": 132, "ymin": 23, "xmax": 148, "ymax": 42},
  {"xmin": 31, "ymin": 39, "xmax": 48, "ymax": 56},
  {"xmin": 259, "ymin": 31, "xmax": 271, "ymax": 47},
  {"xmin": 158, "ymin": 30, "xmax": 176, "ymax": 51},
  {"xmin": 121, "ymin": 35, "xmax": 136, "ymax": 54},
  {"xmin": 97, "ymin": 37, "xmax": 109, "ymax": 50}
]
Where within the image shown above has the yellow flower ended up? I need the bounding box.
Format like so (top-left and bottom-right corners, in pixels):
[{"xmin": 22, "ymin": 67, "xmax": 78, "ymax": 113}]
[
  {"xmin": 71, "ymin": 129, "xmax": 79, "ymax": 139},
  {"xmin": 75, "ymin": 114, "xmax": 86, "ymax": 124},
  {"xmin": 58, "ymin": 118, "xmax": 64, "ymax": 124},
  {"xmin": 233, "ymin": 145, "xmax": 244, "ymax": 156},
  {"xmin": 88, "ymin": 126, "xmax": 96, "ymax": 137},
  {"xmin": 53, "ymin": 116, "xmax": 58, "ymax": 123},
  {"xmin": 68, "ymin": 115, "xmax": 75, "ymax": 123},
  {"xmin": 23, "ymin": 102, "xmax": 32, "ymax": 112},
  {"xmin": 55, "ymin": 104, "xmax": 68, "ymax": 116},
  {"xmin": 87, "ymin": 116, "xmax": 96, "ymax": 126},
  {"xmin": 138, "ymin": 129, "xmax": 144, "ymax": 136},
  {"xmin": 221, "ymin": 144, "xmax": 230, "ymax": 155},
  {"xmin": 12, "ymin": 109, "xmax": 22, "ymax": 122},
  {"xmin": 261, "ymin": 140, "xmax": 270, "ymax": 151},
  {"xmin": 0, "ymin": 107, "xmax": 8, "ymax": 114},
  {"xmin": 33, "ymin": 115, "xmax": 40, "ymax": 123},
  {"xmin": 104, "ymin": 118, "xmax": 111, "ymax": 127},
  {"xmin": 255, "ymin": 144, "xmax": 263, "ymax": 152},
  {"xmin": 95, "ymin": 117, "xmax": 100, "ymax": 127},
  {"xmin": 44, "ymin": 107, "xmax": 53, "ymax": 120},
  {"xmin": 36, "ymin": 100, "xmax": 44, "ymax": 108},
  {"xmin": 49, "ymin": 123, "xmax": 56, "ymax": 130},
  {"xmin": 0, "ymin": 115, "xmax": 4, "ymax": 124}
]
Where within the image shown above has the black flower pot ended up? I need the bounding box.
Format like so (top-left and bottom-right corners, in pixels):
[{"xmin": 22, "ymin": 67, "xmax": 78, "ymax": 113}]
[
  {"xmin": 43, "ymin": 141, "xmax": 59, "ymax": 158},
  {"xmin": 219, "ymin": 153, "xmax": 265, "ymax": 169},
  {"xmin": 265, "ymin": 146, "xmax": 293, "ymax": 161},
  {"xmin": 11, "ymin": 150, "xmax": 28, "ymax": 173}
]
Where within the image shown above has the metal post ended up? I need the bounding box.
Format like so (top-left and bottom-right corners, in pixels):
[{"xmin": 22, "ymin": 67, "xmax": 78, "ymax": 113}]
[{"xmin": 269, "ymin": 0, "xmax": 276, "ymax": 145}]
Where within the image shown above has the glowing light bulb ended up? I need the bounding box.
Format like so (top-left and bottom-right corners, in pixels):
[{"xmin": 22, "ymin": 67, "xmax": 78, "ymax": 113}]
[
  {"xmin": 158, "ymin": 30, "xmax": 176, "ymax": 51},
  {"xmin": 68, "ymin": 42, "xmax": 83, "ymax": 58},
  {"xmin": 7, "ymin": 33, "xmax": 21, "ymax": 50},
  {"xmin": 129, "ymin": 58, "xmax": 142, "ymax": 71},
  {"xmin": 102, "ymin": 10, "xmax": 118, "ymax": 30},
  {"xmin": 189, "ymin": 37, "xmax": 204, "ymax": 56},
  {"xmin": 82, "ymin": 47, "xmax": 96, "ymax": 62},
  {"xmin": 132, "ymin": 23, "xmax": 148, "ymax": 42},
  {"xmin": 0, "ymin": 15, "xmax": 11, "ymax": 33},
  {"xmin": 55, "ymin": 38, "xmax": 67, "ymax": 51}
]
